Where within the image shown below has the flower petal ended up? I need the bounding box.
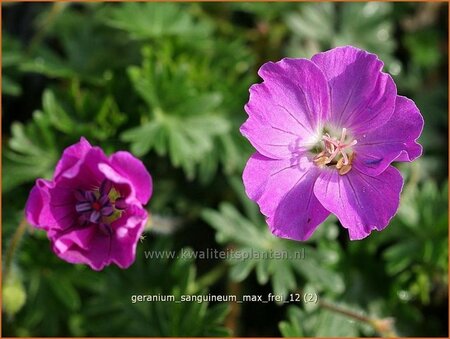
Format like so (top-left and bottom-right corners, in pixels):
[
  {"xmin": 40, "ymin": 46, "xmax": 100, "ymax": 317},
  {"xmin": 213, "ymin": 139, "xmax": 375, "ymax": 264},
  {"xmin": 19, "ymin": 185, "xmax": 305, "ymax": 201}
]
[
  {"xmin": 56, "ymin": 230, "xmax": 113, "ymax": 271},
  {"xmin": 353, "ymin": 96, "xmax": 424, "ymax": 176},
  {"xmin": 243, "ymin": 152, "xmax": 330, "ymax": 241},
  {"xmin": 74, "ymin": 189, "xmax": 86, "ymax": 202},
  {"xmin": 56, "ymin": 147, "xmax": 109, "ymax": 188},
  {"xmin": 311, "ymin": 46, "xmax": 396, "ymax": 134},
  {"xmin": 109, "ymin": 151, "xmax": 153, "ymax": 204},
  {"xmin": 98, "ymin": 163, "xmax": 135, "ymax": 203},
  {"xmin": 313, "ymin": 166, "xmax": 403, "ymax": 240},
  {"xmin": 110, "ymin": 205, "xmax": 147, "ymax": 269},
  {"xmin": 56, "ymin": 206, "xmax": 147, "ymax": 271},
  {"xmin": 54, "ymin": 137, "xmax": 92, "ymax": 179},
  {"xmin": 25, "ymin": 179, "xmax": 55, "ymax": 230},
  {"xmin": 240, "ymin": 58, "xmax": 329, "ymax": 159},
  {"xmin": 51, "ymin": 227, "xmax": 96, "ymax": 254},
  {"xmin": 47, "ymin": 184, "xmax": 79, "ymax": 229}
]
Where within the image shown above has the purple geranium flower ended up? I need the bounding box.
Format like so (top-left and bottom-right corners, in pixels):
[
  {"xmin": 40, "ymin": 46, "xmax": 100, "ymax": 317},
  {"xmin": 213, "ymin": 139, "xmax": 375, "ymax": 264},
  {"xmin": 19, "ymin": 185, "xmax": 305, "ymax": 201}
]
[
  {"xmin": 25, "ymin": 137, "xmax": 152, "ymax": 270},
  {"xmin": 241, "ymin": 46, "xmax": 423, "ymax": 240}
]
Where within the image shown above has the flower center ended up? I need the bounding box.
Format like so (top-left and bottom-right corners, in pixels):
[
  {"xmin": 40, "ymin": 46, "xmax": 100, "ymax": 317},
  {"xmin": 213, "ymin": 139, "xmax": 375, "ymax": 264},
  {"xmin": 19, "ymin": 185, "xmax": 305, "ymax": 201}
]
[
  {"xmin": 312, "ymin": 128, "xmax": 357, "ymax": 175},
  {"xmin": 74, "ymin": 179, "xmax": 127, "ymax": 235}
]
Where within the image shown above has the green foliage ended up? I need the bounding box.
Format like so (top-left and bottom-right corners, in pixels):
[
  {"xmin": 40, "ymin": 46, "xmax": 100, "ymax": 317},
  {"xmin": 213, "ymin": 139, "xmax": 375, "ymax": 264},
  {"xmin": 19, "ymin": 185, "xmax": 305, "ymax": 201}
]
[
  {"xmin": 3, "ymin": 108, "xmax": 59, "ymax": 192},
  {"xmin": 10, "ymin": 235, "xmax": 230, "ymax": 337},
  {"xmin": 121, "ymin": 46, "xmax": 230, "ymax": 179},
  {"xmin": 2, "ymin": 2, "xmax": 448, "ymax": 337},
  {"xmin": 202, "ymin": 200, "xmax": 344, "ymax": 298},
  {"xmin": 340, "ymin": 171, "xmax": 448, "ymax": 336},
  {"xmin": 103, "ymin": 2, "xmax": 212, "ymax": 40},
  {"xmin": 84, "ymin": 240, "xmax": 230, "ymax": 337},
  {"xmin": 382, "ymin": 178, "xmax": 448, "ymax": 305},
  {"xmin": 2, "ymin": 34, "xmax": 25, "ymax": 96},
  {"xmin": 3, "ymin": 85, "xmax": 128, "ymax": 192},
  {"xmin": 20, "ymin": 4, "xmax": 133, "ymax": 84},
  {"xmin": 285, "ymin": 2, "xmax": 399, "ymax": 73},
  {"xmin": 279, "ymin": 305, "xmax": 363, "ymax": 337}
]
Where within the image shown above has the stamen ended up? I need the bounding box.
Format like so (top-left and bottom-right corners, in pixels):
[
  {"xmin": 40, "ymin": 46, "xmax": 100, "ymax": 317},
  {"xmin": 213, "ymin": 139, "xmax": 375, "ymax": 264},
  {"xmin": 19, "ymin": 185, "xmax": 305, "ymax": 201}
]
[
  {"xmin": 339, "ymin": 164, "xmax": 352, "ymax": 175},
  {"xmin": 76, "ymin": 202, "xmax": 92, "ymax": 213},
  {"xmin": 100, "ymin": 180, "xmax": 113, "ymax": 195},
  {"xmin": 313, "ymin": 152, "xmax": 329, "ymax": 167},
  {"xmin": 90, "ymin": 210, "xmax": 101, "ymax": 223},
  {"xmin": 74, "ymin": 179, "xmax": 126, "ymax": 229},
  {"xmin": 341, "ymin": 151, "xmax": 349, "ymax": 165},
  {"xmin": 313, "ymin": 128, "xmax": 357, "ymax": 174},
  {"xmin": 338, "ymin": 153, "xmax": 355, "ymax": 175}
]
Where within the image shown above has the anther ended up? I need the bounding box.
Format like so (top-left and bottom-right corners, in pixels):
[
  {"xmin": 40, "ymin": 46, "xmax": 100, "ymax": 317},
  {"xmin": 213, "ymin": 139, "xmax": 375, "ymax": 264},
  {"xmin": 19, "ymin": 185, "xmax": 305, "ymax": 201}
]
[{"xmin": 313, "ymin": 128, "xmax": 357, "ymax": 174}]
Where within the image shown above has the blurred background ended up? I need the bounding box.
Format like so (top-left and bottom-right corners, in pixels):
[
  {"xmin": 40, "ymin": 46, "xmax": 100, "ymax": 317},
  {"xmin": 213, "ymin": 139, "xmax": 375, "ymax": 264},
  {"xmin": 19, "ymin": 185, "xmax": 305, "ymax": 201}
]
[{"xmin": 2, "ymin": 2, "xmax": 448, "ymax": 337}]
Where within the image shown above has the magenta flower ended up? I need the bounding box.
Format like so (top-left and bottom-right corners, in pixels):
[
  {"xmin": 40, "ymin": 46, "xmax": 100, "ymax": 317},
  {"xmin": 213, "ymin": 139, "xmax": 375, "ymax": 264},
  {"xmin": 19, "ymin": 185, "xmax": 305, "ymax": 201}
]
[
  {"xmin": 25, "ymin": 137, "xmax": 152, "ymax": 270},
  {"xmin": 241, "ymin": 46, "xmax": 423, "ymax": 240}
]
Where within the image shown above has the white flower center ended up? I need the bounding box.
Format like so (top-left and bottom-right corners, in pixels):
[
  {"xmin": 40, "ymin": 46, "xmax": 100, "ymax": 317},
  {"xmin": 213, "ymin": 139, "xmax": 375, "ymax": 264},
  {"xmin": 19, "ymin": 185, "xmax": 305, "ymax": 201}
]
[{"xmin": 313, "ymin": 128, "xmax": 357, "ymax": 175}]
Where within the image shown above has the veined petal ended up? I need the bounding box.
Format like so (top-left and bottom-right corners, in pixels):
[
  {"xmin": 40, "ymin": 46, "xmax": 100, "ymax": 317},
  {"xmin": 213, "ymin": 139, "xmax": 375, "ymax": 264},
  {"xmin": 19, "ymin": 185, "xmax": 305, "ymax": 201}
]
[
  {"xmin": 54, "ymin": 147, "xmax": 109, "ymax": 191},
  {"xmin": 54, "ymin": 137, "xmax": 92, "ymax": 179},
  {"xmin": 109, "ymin": 151, "xmax": 153, "ymax": 204},
  {"xmin": 241, "ymin": 58, "xmax": 329, "ymax": 159},
  {"xmin": 57, "ymin": 230, "xmax": 114, "ymax": 271},
  {"xmin": 54, "ymin": 205, "xmax": 147, "ymax": 271},
  {"xmin": 98, "ymin": 163, "xmax": 135, "ymax": 204},
  {"xmin": 314, "ymin": 166, "xmax": 403, "ymax": 240},
  {"xmin": 110, "ymin": 205, "xmax": 147, "ymax": 269},
  {"xmin": 243, "ymin": 152, "xmax": 329, "ymax": 240},
  {"xmin": 51, "ymin": 227, "xmax": 96, "ymax": 253},
  {"xmin": 25, "ymin": 179, "xmax": 56, "ymax": 230},
  {"xmin": 311, "ymin": 46, "xmax": 396, "ymax": 134},
  {"xmin": 353, "ymin": 96, "xmax": 424, "ymax": 176}
]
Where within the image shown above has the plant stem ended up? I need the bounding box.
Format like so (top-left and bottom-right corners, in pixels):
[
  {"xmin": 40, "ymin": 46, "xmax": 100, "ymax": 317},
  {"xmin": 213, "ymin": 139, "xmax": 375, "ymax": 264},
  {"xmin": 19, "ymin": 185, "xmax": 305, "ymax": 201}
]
[{"xmin": 4, "ymin": 218, "xmax": 29, "ymax": 278}]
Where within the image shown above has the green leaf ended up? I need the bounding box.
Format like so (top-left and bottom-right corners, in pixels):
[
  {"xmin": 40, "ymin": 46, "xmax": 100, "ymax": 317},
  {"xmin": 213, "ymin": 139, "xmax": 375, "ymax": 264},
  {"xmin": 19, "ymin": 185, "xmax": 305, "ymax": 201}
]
[
  {"xmin": 46, "ymin": 275, "xmax": 81, "ymax": 311},
  {"xmin": 272, "ymin": 263, "xmax": 296, "ymax": 297},
  {"xmin": 84, "ymin": 241, "xmax": 231, "ymax": 337},
  {"xmin": 203, "ymin": 203, "xmax": 344, "ymax": 298},
  {"xmin": 42, "ymin": 89, "xmax": 75, "ymax": 133},
  {"xmin": 3, "ymin": 112, "xmax": 59, "ymax": 192},
  {"xmin": 122, "ymin": 47, "xmax": 233, "ymax": 180},
  {"xmin": 229, "ymin": 259, "xmax": 256, "ymax": 282},
  {"xmin": 285, "ymin": 2, "xmax": 396, "ymax": 66},
  {"xmin": 2, "ymin": 75, "xmax": 22, "ymax": 96},
  {"xmin": 2, "ymin": 33, "xmax": 25, "ymax": 96},
  {"xmin": 279, "ymin": 306, "xmax": 304, "ymax": 337},
  {"xmin": 104, "ymin": 3, "xmax": 212, "ymax": 40},
  {"xmin": 279, "ymin": 304, "xmax": 362, "ymax": 337}
]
